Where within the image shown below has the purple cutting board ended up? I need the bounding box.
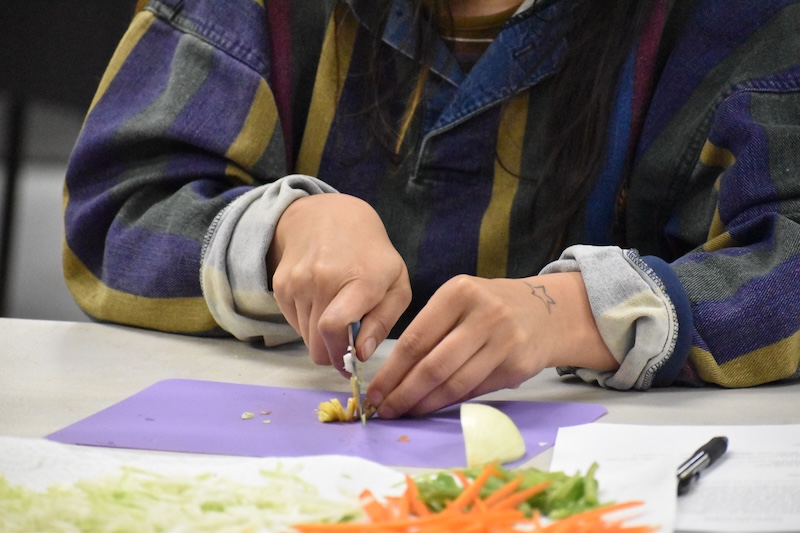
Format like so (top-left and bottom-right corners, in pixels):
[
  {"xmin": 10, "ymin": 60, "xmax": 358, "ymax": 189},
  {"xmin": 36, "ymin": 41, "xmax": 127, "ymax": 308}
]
[{"xmin": 47, "ymin": 379, "xmax": 606, "ymax": 468}]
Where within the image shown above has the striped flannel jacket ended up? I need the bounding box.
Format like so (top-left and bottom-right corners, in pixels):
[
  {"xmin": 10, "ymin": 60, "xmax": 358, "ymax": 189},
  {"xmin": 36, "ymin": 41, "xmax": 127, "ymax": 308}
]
[{"xmin": 64, "ymin": 0, "xmax": 800, "ymax": 389}]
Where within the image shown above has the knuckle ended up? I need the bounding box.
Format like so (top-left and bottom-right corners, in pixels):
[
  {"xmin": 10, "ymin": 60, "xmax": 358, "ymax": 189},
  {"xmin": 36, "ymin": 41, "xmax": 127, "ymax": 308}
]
[
  {"xmin": 420, "ymin": 357, "xmax": 453, "ymax": 387},
  {"xmin": 366, "ymin": 314, "xmax": 394, "ymax": 342},
  {"xmin": 305, "ymin": 255, "xmax": 341, "ymax": 282},
  {"xmin": 448, "ymin": 273, "xmax": 478, "ymax": 292},
  {"xmin": 394, "ymin": 329, "xmax": 427, "ymax": 359},
  {"xmin": 316, "ymin": 314, "xmax": 340, "ymax": 338},
  {"xmin": 442, "ymin": 275, "xmax": 492, "ymax": 305},
  {"xmin": 270, "ymin": 269, "xmax": 289, "ymax": 296},
  {"xmin": 396, "ymin": 281, "xmax": 412, "ymax": 307},
  {"xmin": 504, "ymin": 323, "xmax": 529, "ymax": 351},
  {"xmin": 438, "ymin": 375, "xmax": 470, "ymax": 403},
  {"xmin": 273, "ymin": 265, "xmax": 311, "ymax": 294}
]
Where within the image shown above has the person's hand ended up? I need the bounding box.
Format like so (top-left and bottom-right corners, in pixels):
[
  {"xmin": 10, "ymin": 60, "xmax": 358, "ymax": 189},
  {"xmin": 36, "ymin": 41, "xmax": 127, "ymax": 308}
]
[
  {"xmin": 366, "ymin": 272, "xmax": 618, "ymax": 418},
  {"xmin": 267, "ymin": 193, "xmax": 411, "ymax": 373}
]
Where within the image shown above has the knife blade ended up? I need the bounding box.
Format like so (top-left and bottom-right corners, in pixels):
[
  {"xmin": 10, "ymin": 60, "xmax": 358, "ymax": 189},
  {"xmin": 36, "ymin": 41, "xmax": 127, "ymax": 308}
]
[{"xmin": 346, "ymin": 321, "xmax": 366, "ymax": 426}]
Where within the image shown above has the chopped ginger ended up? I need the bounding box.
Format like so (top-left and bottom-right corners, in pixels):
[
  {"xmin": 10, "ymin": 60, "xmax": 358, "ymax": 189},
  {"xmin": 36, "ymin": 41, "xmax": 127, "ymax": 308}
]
[{"xmin": 317, "ymin": 377, "xmax": 377, "ymax": 423}]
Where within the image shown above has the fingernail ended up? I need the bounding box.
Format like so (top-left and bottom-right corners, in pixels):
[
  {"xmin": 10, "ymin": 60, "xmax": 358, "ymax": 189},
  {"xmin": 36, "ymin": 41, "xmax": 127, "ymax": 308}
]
[{"xmin": 361, "ymin": 337, "xmax": 377, "ymax": 360}]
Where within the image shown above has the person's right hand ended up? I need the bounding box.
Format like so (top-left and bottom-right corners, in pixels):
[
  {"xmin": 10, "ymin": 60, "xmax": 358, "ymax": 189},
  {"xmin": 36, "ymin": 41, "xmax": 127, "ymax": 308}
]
[{"xmin": 267, "ymin": 193, "xmax": 411, "ymax": 373}]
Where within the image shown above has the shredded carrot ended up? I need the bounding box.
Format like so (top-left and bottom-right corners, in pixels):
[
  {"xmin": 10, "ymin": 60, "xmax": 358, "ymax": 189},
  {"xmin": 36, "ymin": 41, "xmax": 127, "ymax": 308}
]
[
  {"xmin": 358, "ymin": 489, "xmax": 389, "ymax": 523},
  {"xmin": 445, "ymin": 463, "xmax": 497, "ymax": 513},
  {"xmin": 537, "ymin": 501, "xmax": 656, "ymax": 533},
  {"xmin": 482, "ymin": 474, "xmax": 523, "ymax": 507},
  {"xmin": 544, "ymin": 500, "xmax": 644, "ymax": 525},
  {"xmin": 472, "ymin": 495, "xmax": 488, "ymax": 513},
  {"xmin": 404, "ymin": 474, "xmax": 431, "ymax": 517},
  {"xmin": 293, "ymin": 465, "xmax": 657, "ymax": 533},
  {"xmin": 383, "ymin": 495, "xmax": 409, "ymax": 520},
  {"xmin": 487, "ymin": 480, "xmax": 550, "ymax": 511},
  {"xmin": 452, "ymin": 469, "xmax": 470, "ymax": 488}
]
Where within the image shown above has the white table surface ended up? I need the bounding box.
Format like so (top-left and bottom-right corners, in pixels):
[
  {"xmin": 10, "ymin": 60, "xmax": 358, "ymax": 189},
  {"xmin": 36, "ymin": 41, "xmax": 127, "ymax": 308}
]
[{"xmin": 2, "ymin": 317, "xmax": 798, "ymax": 470}]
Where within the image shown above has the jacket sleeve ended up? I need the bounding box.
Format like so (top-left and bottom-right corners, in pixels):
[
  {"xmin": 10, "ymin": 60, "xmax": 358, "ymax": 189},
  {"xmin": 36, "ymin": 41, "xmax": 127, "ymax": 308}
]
[
  {"xmin": 548, "ymin": 83, "xmax": 800, "ymax": 390},
  {"xmin": 539, "ymin": 245, "xmax": 692, "ymax": 390},
  {"xmin": 62, "ymin": 0, "xmax": 322, "ymax": 335},
  {"xmin": 610, "ymin": 2, "xmax": 800, "ymax": 389},
  {"xmin": 669, "ymin": 81, "xmax": 800, "ymax": 387}
]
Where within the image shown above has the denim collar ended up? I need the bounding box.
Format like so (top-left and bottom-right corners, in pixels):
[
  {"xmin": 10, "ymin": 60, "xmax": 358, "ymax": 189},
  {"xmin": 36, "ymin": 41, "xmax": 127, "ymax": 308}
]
[{"xmin": 342, "ymin": 0, "xmax": 573, "ymax": 131}]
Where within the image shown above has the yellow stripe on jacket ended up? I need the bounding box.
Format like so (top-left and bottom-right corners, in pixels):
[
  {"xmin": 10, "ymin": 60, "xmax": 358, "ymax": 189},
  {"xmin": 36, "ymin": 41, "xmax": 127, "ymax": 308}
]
[
  {"xmin": 699, "ymin": 140, "xmax": 737, "ymax": 248},
  {"xmin": 89, "ymin": 10, "xmax": 155, "ymax": 115},
  {"xmin": 690, "ymin": 329, "xmax": 800, "ymax": 387},
  {"xmin": 296, "ymin": 5, "xmax": 359, "ymax": 178},
  {"xmin": 477, "ymin": 92, "xmax": 528, "ymax": 278},
  {"xmin": 63, "ymin": 243, "xmax": 217, "ymax": 333},
  {"xmin": 224, "ymin": 78, "xmax": 279, "ymax": 185}
]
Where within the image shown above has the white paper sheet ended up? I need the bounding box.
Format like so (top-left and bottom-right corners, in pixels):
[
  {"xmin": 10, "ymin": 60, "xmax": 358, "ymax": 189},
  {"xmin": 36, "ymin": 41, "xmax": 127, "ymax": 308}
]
[
  {"xmin": 551, "ymin": 424, "xmax": 800, "ymax": 533},
  {"xmin": 551, "ymin": 424, "xmax": 677, "ymax": 533},
  {"xmin": 0, "ymin": 435, "xmax": 405, "ymax": 495}
]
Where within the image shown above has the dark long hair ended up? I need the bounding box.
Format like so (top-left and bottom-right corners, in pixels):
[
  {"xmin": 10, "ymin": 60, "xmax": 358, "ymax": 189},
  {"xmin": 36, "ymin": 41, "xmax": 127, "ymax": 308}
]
[
  {"xmin": 539, "ymin": 0, "xmax": 654, "ymax": 250},
  {"xmin": 356, "ymin": 0, "xmax": 655, "ymax": 253}
]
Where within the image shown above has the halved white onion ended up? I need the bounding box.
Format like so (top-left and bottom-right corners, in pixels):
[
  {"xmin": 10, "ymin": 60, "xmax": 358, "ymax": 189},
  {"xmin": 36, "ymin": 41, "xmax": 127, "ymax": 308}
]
[{"xmin": 461, "ymin": 403, "xmax": 526, "ymax": 467}]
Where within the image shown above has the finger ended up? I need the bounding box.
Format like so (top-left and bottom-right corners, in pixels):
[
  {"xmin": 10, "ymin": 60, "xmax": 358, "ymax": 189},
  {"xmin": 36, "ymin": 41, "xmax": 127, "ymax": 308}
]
[
  {"xmin": 315, "ymin": 284, "xmax": 373, "ymax": 371},
  {"xmin": 446, "ymin": 333, "xmax": 544, "ymax": 408},
  {"xmin": 324, "ymin": 324, "xmax": 352, "ymax": 378},
  {"xmin": 357, "ymin": 273, "xmax": 412, "ymax": 361},
  {"xmin": 406, "ymin": 343, "xmax": 505, "ymax": 416},
  {"xmin": 306, "ymin": 302, "xmax": 334, "ymax": 368},
  {"xmin": 297, "ymin": 306, "xmax": 310, "ymax": 345},
  {"xmin": 374, "ymin": 316, "xmax": 487, "ymax": 418},
  {"xmin": 317, "ymin": 269, "xmax": 410, "ymax": 368},
  {"xmin": 274, "ymin": 292, "xmax": 303, "ymax": 345},
  {"xmin": 460, "ymin": 366, "xmax": 529, "ymax": 401},
  {"xmin": 368, "ymin": 275, "xmax": 471, "ymax": 399},
  {"xmin": 365, "ymin": 302, "xmax": 460, "ymax": 412}
]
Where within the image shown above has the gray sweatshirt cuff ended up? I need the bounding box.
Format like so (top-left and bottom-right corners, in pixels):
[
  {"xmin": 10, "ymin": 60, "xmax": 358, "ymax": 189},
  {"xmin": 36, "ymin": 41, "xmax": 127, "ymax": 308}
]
[
  {"xmin": 200, "ymin": 174, "xmax": 337, "ymax": 345},
  {"xmin": 539, "ymin": 245, "xmax": 679, "ymax": 390}
]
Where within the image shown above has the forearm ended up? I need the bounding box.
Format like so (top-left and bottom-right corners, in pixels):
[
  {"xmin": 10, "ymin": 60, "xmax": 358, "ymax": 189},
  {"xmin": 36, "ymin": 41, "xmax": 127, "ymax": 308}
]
[
  {"xmin": 540, "ymin": 245, "xmax": 691, "ymax": 389},
  {"xmin": 201, "ymin": 175, "xmax": 338, "ymax": 345},
  {"xmin": 526, "ymin": 271, "xmax": 618, "ymax": 372}
]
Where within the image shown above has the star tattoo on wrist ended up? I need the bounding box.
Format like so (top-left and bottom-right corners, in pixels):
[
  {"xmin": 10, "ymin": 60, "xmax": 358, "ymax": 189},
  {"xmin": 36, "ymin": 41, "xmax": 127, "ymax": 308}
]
[{"xmin": 524, "ymin": 281, "xmax": 556, "ymax": 313}]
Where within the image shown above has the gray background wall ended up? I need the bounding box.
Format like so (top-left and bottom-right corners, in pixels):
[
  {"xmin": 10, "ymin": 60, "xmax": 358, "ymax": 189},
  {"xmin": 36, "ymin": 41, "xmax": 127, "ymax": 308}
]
[
  {"xmin": 0, "ymin": 96, "xmax": 89, "ymax": 321},
  {"xmin": 1, "ymin": 2, "xmax": 138, "ymax": 321}
]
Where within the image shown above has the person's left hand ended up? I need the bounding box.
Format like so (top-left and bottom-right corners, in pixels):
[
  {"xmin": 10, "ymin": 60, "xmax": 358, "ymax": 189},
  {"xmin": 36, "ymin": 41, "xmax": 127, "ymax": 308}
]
[{"xmin": 365, "ymin": 272, "xmax": 617, "ymax": 418}]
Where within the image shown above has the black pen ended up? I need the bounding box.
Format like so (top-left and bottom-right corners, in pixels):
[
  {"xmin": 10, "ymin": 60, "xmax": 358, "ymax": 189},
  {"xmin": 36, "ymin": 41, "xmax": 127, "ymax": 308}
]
[{"xmin": 676, "ymin": 436, "xmax": 728, "ymax": 495}]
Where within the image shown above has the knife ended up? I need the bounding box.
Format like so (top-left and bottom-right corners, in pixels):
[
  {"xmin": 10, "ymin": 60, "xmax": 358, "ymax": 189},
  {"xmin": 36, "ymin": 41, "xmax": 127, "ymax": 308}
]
[{"xmin": 345, "ymin": 321, "xmax": 366, "ymax": 426}]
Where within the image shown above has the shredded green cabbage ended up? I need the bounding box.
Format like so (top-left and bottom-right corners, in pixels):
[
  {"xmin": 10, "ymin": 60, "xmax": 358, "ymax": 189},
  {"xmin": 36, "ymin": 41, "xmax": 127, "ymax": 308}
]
[{"xmin": 0, "ymin": 466, "xmax": 361, "ymax": 532}]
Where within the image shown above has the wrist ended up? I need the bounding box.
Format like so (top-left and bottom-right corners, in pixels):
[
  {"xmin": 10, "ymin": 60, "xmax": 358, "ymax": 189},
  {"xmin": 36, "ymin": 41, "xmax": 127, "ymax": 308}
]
[
  {"xmin": 533, "ymin": 271, "xmax": 618, "ymax": 371},
  {"xmin": 266, "ymin": 194, "xmax": 318, "ymax": 279}
]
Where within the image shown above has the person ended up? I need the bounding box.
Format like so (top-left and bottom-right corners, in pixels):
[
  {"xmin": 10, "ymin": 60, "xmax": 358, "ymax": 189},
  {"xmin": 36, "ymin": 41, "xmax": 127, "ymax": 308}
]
[{"xmin": 63, "ymin": 0, "xmax": 800, "ymax": 419}]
